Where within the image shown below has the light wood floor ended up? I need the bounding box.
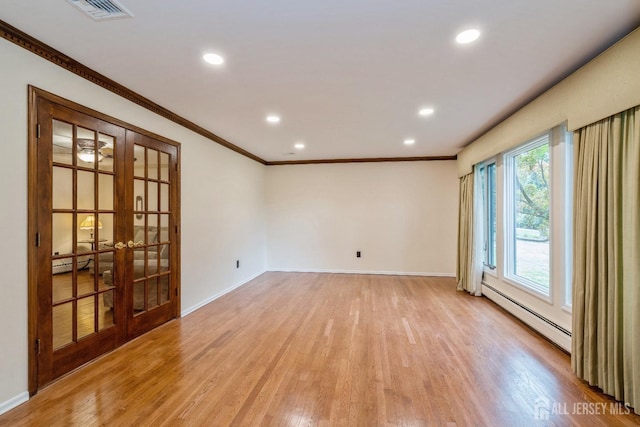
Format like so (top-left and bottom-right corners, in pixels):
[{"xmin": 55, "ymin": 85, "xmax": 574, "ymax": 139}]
[{"xmin": 2, "ymin": 273, "xmax": 639, "ymax": 426}]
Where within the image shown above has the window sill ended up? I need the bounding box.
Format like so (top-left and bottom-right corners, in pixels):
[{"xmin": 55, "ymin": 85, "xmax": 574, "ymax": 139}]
[
  {"xmin": 503, "ymin": 275, "xmax": 553, "ymax": 305},
  {"xmin": 483, "ymin": 266, "xmax": 498, "ymax": 278}
]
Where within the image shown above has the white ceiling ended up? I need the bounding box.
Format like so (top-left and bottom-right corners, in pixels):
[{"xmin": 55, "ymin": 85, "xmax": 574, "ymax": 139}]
[{"xmin": 2, "ymin": 1, "xmax": 640, "ymax": 162}]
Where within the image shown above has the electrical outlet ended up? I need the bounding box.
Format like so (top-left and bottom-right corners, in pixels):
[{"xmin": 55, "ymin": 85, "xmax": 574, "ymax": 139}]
[
  {"xmin": 236, "ymin": 260, "xmax": 240, "ymax": 268},
  {"xmin": 356, "ymin": 251, "xmax": 361, "ymax": 258}
]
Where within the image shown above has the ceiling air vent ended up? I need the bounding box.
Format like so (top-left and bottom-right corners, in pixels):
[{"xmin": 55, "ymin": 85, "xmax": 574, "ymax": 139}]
[{"xmin": 65, "ymin": 0, "xmax": 133, "ymax": 21}]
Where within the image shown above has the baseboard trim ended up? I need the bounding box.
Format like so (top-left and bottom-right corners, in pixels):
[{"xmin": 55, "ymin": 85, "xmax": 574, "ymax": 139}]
[
  {"xmin": 482, "ymin": 284, "xmax": 572, "ymax": 353},
  {"xmin": 267, "ymin": 268, "xmax": 455, "ymax": 277},
  {"xmin": 181, "ymin": 271, "xmax": 265, "ymax": 317},
  {"xmin": 0, "ymin": 391, "xmax": 29, "ymax": 416}
]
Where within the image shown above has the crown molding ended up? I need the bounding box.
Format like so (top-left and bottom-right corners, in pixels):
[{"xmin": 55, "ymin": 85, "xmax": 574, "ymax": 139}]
[{"xmin": 266, "ymin": 155, "xmax": 457, "ymax": 166}]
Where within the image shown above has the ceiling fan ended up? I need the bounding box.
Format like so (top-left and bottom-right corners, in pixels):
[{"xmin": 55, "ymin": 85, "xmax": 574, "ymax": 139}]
[{"xmin": 77, "ymin": 138, "xmax": 108, "ymax": 163}]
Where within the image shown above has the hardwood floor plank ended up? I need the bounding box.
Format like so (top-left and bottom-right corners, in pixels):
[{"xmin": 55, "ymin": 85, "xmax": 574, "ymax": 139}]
[{"xmin": 2, "ymin": 272, "xmax": 639, "ymax": 426}]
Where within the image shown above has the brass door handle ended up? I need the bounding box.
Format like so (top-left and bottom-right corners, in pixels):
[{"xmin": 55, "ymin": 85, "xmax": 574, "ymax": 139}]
[
  {"xmin": 114, "ymin": 242, "xmax": 126, "ymax": 250},
  {"xmin": 127, "ymin": 240, "xmax": 144, "ymax": 248}
]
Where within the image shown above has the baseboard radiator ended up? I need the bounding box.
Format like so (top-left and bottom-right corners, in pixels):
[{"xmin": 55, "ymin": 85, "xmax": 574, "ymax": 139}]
[
  {"xmin": 482, "ymin": 282, "xmax": 571, "ymax": 352},
  {"xmin": 52, "ymin": 259, "xmax": 73, "ymax": 275},
  {"xmin": 52, "ymin": 257, "xmax": 91, "ymax": 275}
]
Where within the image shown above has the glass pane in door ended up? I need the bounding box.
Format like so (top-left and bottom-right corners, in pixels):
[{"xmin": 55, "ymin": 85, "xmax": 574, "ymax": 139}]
[
  {"xmin": 98, "ymin": 253, "xmax": 115, "ymax": 292},
  {"xmin": 53, "ymin": 120, "xmax": 73, "ymax": 165},
  {"xmin": 147, "ymin": 214, "xmax": 158, "ymax": 243},
  {"xmin": 52, "ymin": 213, "xmax": 73, "ymax": 256},
  {"xmin": 52, "ymin": 167, "xmax": 73, "ymax": 210},
  {"xmin": 99, "ymin": 290, "xmax": 115, "ymax": 331},
  {"xmin": 98, "ymin": 213, "xmax": 114, "ymax": 245},
  {"xmin": 147, "ymin": 182, "xmax": 158, "ymax": 211},
  {"xmin": 160, "ymin": 184, "xmax": 169, "ymax": 212},
  {"xmin": 159, "ymin": 245, "xmax": 170, "ymax": 273},
  {"xmin": 77, "ymin": 171, "xmax": 95, "ymax": 210},
  {"xmin": 134, "ymin": 145, "xmax": 145, "ymax": 178},
  {"xmin": 77, "ymin": 296, "xmax": 96, "ymax": 340},
  {"xmin": 148, "ymin": 148, "xmax": 158, "ymax": 180},
  {"xmin": 159, "ymin": 214, "xmax": 169, "ymax": 236},
  {"xmin": 160, "ymin": 152, "xmax": 169, "ymax": 182},
  {"xmin": 52, "ymin": 303, "xmax": 73, "ymax": 350},
  {"xmin": 98, "ymin": 133, "xmax": 114, "ymax": 173},
  {"xmin": 134, "ymin": 179, "xmax": 145, "ymax": 214},
  {"xmin": 77, "ymin": 128, "xmax": 97, "ymax": 169},
  {"xmin": 133, "ymin": 281, "xmax": 145, "ymax": 312},
  {"xmin": 133, "ymin": 247, "xmax": 146, "ymax": 280},
  {"xmin": 98, "ymin": 174, "xmax": 114, "ymax": 210},
  {"xmin": 52, "ymin": 257, "xmax": 73, "ymax": 303},
  {"xmin": 96, "ymin": 171, "xmax": 115, "ymax": 335},
  {"xmin": 77, "ymin": 254, "xmax": 95, "ymax": 296}
]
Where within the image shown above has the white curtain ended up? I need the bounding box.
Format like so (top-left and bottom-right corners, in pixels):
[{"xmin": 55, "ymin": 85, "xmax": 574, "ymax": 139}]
[
  {"xmin": 572, "ymin": 105, "xmax": 640, "ymax": 414},
  {"xmin": 456, "ymin": 171, "xmax": 483, "ymax": 296}
]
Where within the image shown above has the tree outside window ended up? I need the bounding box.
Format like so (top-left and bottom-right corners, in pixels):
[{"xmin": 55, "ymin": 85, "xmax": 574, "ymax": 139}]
[{"xmin": 508, "ymin": 138, "xmax": 550, "ymax": 293}]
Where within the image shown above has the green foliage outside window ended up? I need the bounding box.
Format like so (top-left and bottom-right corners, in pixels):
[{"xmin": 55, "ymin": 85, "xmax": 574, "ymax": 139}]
[{"xmin": 515, "ymin": 144, "xmax": 550, "ymax": 240}]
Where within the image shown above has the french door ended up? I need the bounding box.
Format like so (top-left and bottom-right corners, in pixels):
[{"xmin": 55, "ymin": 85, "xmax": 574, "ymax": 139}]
[
  {"xmin": 125, "ymin": 130, "xmax": 179, "ymax": 338},
  {"xmin": 29, "ymin": 88, "xmax": 180, "ymax": 392}
]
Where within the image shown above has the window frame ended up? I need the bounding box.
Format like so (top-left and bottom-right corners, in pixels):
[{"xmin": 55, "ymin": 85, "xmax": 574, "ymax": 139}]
[
  {"xmin": 478, "ymin": 160, "xmax": 497, "ymax": 274},
  {"xmin": 561, "ymin": 130, "xmax": 574, "ymax": 312},
  {"xmin": 503, "ymin": 132, "xmax": 552, "ymax": 300}
]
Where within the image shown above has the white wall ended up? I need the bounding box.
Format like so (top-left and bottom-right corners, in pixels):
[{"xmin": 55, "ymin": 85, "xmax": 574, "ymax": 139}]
[
  {"xmin": 265, "ymin": 161, "xmax": 458, "ymax": 275},
  {"xmin": 0, "ymin": 37, "xmax": 267, "ymax": 410}
]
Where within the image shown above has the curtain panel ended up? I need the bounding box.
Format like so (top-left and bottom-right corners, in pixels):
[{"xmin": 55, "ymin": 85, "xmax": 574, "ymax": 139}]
[
  {"xmin": 572, "ymin": 105, "xmax": 640, "ymax": 413},
  {"xmin": 456, "ymin": 173, "xmax": 482, "ymax": 296}
]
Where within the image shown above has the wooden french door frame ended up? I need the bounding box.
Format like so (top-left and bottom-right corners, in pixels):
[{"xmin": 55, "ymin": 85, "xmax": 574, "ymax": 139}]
[
  {"xmin": 28, "ymin": 86, "xmax": 181, "ymax": 394},
  {"xmin": 124, "ymin": 129, "xmax": 180, "ymax": 339},
  {"xmin": 33, "ymin": 96, "xmax": 126, "ymax": 387}
]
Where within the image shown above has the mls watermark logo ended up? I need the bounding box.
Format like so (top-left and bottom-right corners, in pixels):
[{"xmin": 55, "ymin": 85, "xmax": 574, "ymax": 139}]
[
  {"xmin": 533, "ymin": 395, "xmax": 632, "ymax": 420},
  {"xmin": 534, "ymin": 397, "xmax": 551, "ymax": 420}
]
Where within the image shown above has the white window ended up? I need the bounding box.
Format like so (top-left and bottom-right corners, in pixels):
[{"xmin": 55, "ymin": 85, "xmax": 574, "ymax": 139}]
[
  {"xmin": 504, "ymin": 134, "xmax": 551, "ymax": 296},
  {"xmin": 479, "ymin": 161, "xmax": 497, "ymax": 270}
]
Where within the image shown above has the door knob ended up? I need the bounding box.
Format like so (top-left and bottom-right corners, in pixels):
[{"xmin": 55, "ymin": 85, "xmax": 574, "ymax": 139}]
[
  {"xmin": 127, "ymin": 240, "xmax": 144, "ymax": 248},
  {"xmin": 114, "ymin": 242, "xmax": 126, "ymax": 250}
]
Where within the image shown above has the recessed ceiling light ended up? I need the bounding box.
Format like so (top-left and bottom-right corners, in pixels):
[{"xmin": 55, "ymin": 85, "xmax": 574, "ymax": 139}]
[
  {"xmin": 456, "ymin": 29, "xmax": 480, "ymax": 44},
  {"xmin": 419, "ymin": 107, "xmax": 435, "ymax": 116},
  {"xmin": 266, "ymin": 115, "xmax": 281, "ymax": 124},
  {"xmin": 404, "ymin": 139, "xmax": 416, "ymax": 145},
  {"xmin": 203, "ymin": 53, "xmax": 224, "ymax": 65},
  {"xmin": 294, "ymin": 143, "xmax": 305, "ymax": 149}
]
